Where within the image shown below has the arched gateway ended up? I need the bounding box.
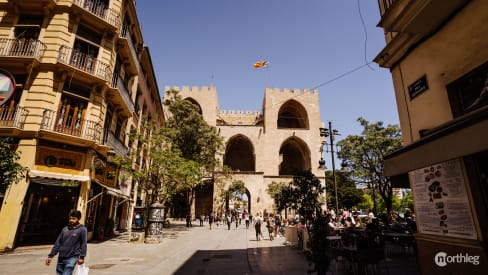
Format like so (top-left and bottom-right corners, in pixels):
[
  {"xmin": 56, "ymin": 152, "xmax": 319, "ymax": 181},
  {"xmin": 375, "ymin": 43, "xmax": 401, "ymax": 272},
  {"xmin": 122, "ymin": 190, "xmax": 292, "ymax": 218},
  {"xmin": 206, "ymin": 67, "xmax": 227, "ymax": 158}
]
[{"xmin": 168, "ymin": 86, "xmax": 324, "ymax": 217}]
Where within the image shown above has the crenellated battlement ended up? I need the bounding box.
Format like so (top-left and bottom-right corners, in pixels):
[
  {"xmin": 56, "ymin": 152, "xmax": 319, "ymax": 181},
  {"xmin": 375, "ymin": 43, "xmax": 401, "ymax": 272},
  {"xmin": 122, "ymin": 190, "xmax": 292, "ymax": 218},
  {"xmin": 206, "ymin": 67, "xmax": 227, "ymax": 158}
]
[
  {"xmin": 218, "ymin": 110, "xmax": 261, "ymax": 116},
  {"xmin": 217, "ymin": 109, "xmax": 262, "ymax": 125},
  {"xmin": 265, "ymin": 87, "xmax": 318, "ymax": 95},
  {"xmin": 164, "ymin": 85, "xmax": 217, "ymax": 94}
]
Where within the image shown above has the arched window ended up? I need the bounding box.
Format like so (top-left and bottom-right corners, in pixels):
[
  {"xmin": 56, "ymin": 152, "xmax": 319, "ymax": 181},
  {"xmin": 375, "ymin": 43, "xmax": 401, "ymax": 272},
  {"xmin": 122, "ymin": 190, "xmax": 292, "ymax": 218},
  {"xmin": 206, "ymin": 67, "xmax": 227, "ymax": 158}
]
[
  {"xmin": 223, "ymin": 135, "xmax": 255, "ymax": 172},
  {"xmin": 279, "ymin": 137, "xmax": 311, "ymax": 175},
  {"xmin": 277, "ymin": 100, "xmax": 309, "ymax": 129}
]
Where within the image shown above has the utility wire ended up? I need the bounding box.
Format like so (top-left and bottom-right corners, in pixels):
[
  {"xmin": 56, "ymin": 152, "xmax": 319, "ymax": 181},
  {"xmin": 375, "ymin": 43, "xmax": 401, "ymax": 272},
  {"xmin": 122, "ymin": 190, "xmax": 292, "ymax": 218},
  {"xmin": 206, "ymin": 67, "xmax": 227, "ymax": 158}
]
[
  {"xmin": 311, "ymin": 62, "xmax": 373, "ymax": 90},
  {"xmin": 357, "ymin": 0, "xmax": 375, "ymax": 71}
]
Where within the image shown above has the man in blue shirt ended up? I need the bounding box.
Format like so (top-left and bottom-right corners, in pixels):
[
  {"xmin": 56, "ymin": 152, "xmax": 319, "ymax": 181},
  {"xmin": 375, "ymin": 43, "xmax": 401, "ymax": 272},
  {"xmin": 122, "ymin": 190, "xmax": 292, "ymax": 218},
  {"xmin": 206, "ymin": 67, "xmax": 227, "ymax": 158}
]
[{"xmin": 45, "ymin": 210, "xmax": 87, "ymax": 275}]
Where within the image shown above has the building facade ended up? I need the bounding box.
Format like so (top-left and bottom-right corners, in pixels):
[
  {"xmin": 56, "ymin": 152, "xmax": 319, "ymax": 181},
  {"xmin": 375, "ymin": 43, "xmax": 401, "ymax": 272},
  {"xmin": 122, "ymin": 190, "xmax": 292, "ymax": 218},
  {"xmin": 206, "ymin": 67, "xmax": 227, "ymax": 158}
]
[
  {"xmin": 375, "ymin": 0, "xmax": 487, "ymax": 273},
  {"xmin": 167, "ymin": 86, "xmax": 325, "ymax": 217},
  {"xmin": 0, "ymin": 0, "xmax": 163, "ymax": 250}
]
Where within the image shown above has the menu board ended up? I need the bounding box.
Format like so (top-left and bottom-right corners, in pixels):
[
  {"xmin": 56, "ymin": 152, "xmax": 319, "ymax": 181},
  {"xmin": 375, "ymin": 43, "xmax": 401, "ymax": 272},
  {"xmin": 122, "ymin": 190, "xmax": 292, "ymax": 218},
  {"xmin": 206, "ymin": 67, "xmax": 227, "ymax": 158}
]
[{"xmin": 408, "ymin": 159, "xmax": 477, "ymax": 239}]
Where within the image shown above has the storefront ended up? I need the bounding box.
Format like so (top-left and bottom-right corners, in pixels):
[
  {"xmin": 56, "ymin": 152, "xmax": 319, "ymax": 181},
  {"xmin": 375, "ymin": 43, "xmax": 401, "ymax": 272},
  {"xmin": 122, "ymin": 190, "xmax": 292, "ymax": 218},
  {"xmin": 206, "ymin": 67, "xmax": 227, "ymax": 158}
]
[
  {"xmin": 85, "ymin": 155, "xmax": 131, "ymax": 241},
  {"xmin": 16, "ymin": 171, "xmax": 88, "ymax": 246},
  {"xmin": 385, "ymin": 109, "xmax": 488, "ymax": 273}
]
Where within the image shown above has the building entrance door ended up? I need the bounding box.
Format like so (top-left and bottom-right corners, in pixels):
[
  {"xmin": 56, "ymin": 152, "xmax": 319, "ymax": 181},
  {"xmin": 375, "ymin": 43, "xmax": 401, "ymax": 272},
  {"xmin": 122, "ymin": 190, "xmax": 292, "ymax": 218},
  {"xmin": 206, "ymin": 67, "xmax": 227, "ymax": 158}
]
[{"xmin": 16, "ymin": 181, "xmax": 79, "ymax": 246}]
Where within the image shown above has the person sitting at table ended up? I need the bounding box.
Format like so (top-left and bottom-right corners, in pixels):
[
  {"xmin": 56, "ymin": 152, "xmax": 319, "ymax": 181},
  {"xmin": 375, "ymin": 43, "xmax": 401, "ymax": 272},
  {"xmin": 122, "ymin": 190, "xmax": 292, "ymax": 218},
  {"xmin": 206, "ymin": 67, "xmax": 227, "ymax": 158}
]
[{"xmin": 345, "ymin": 216, "xmax": 355, "ymax": 228}]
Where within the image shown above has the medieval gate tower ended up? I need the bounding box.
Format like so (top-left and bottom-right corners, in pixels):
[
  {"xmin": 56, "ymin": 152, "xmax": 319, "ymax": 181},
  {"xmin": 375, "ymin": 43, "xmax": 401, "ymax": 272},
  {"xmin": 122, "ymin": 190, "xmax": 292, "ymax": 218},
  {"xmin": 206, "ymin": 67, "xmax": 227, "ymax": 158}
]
[{"xmin": 165, "ymin": 86, "xmax": 325, "ymax": 216}]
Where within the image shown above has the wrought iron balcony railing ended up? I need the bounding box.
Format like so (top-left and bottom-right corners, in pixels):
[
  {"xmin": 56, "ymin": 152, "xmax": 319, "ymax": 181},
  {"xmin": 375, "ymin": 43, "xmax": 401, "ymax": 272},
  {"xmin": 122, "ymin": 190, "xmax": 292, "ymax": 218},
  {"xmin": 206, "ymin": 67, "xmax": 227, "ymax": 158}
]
[
  {"xmin": 120, "ymin": 25, "xmax": 139, "ymax": 62},
  {"xmin": 40, "ymin": 109, "xmax": 101, "ymax": 141},
  {"xmin": 102, "ymin": 129, "xmax": 128, "ymax": 157},
  {"xmin": 0, "ymin": 38, "xmax": 46, "ymax": 59},
  {"xmin": 0, "ymin": 105, "xmax": 29, "ymax": 129},
  {"xmin": 58, "ymin": 45, "xmax": 112, "ymax": 81},
  {"xmin": 111, "ymin": 72, "xmax": 135, "ymax": 113},
  {"xmin": 378, "ymin": 0, "xmax": 399, "ymax": 17},
  {"xmin": 72, "ymin": 0, "xmax": 120, "ymax": 28}
]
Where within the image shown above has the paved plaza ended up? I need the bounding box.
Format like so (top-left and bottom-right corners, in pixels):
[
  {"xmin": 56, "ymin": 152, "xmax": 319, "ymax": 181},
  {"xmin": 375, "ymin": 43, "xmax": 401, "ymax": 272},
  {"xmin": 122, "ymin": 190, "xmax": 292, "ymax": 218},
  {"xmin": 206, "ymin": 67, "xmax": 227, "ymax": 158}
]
[
  {"xmin": 0, "ymin": 221, "xmax": 311, "ymax": 275},
  {"xmin": 0, "ymin": 221, "xmax": 420, "ymax": 275}
]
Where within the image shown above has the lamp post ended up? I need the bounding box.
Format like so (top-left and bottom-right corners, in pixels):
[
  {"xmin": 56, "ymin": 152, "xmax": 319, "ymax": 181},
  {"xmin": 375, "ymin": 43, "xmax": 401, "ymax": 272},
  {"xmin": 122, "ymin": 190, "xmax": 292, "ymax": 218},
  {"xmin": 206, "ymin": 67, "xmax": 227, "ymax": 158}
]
[
  {"xmin": 320, "ymin": 121, "xmax": 340, "ymax": 213},
  {"xmin": 318, "ymin": 141, "xmax": 327, "ymax": 211}
]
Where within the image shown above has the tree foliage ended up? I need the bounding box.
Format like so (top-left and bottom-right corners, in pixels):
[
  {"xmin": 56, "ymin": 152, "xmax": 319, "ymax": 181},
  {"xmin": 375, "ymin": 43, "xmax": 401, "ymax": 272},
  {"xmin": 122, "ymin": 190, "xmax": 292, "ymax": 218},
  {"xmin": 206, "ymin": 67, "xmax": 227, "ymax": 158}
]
[
  {"xmin": 274, "ymin": 170, "xmax": 330, "ymax": 275},
  {"xmin": 337, "ymin": 118, "xmax": 402, "ymax": 214},
  {"xmin": 266, "ymin": 181, "xmax": 293, "ymax": 212},
  {"xmin": 163, "ymin": 90, "xmax": 223, "ymax": 171},
  {"xmin": 0, "ymin": 137, "xmax": 27, "ymax": 199},
  {"xmin": 323, "ymin": 170, "xmax": 363, "ymax": 210}
]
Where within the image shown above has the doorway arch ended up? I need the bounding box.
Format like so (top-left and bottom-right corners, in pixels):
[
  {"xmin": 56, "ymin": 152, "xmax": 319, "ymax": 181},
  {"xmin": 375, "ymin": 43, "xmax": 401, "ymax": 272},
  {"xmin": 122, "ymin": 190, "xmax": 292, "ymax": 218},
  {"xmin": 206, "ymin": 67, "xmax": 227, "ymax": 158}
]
[{"xmin": 225, "ymin": 181, "xmax": 251, "ymax": 214}]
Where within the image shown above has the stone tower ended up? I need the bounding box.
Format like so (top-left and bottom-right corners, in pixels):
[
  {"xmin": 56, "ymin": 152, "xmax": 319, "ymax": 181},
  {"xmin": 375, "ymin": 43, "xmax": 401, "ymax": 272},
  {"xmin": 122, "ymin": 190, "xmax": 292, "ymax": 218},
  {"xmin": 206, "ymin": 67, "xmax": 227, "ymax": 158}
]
[{"xmin": 165, "ymin": 86, "xmax": 325, "ymax": 216}]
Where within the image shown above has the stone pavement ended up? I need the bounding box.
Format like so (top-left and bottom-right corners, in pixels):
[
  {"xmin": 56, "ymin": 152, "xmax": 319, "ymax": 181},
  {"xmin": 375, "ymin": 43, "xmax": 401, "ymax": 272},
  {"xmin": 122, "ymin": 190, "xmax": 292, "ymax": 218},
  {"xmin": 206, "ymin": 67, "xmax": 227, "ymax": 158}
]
[
  {"xmin": 0, "ymin": 221, "xmax": 420, "ymax": 275},
  {"xmin": 0, "ymin": 221, "xmax": 311, "ymax": 275}
]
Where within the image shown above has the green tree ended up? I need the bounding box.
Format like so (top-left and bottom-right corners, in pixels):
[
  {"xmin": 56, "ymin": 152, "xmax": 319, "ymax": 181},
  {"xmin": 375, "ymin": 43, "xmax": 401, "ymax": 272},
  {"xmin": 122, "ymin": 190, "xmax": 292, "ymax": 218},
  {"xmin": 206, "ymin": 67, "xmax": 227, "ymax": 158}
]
[
  {"xmin": 278, "ymin": 170, "xmax": 331, "ymax": 274},
  {"xmin": 163, "ymin": 90, "xmax": 224, "ymax": 212},
  {"xmin": 324, "ymin": 170, "xmax": 363, "ymax": 210},
  {"xmin": 0, "ymin": 137, "xmax": 27, "ymax": 206},
  {"xmin": 337, "ymin": 117, "xmax": 402, "ymax": 215},
  {"xmin": 266, "ymin": 181, "xmax": 292, "ymax": 213}
]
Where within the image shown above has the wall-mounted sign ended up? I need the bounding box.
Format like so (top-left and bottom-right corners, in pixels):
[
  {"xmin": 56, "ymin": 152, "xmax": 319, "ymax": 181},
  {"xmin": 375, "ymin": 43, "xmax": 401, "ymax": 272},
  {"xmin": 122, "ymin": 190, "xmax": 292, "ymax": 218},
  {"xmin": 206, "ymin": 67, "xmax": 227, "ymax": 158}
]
[
  {"xmin": 409, "ymin": 159, "xmax": 477, "ymax": 240},
  {"xmin": 36, "ymin": 146, "xmax": 84, "ymax": 170},
  {"xmin": 408, "ymin": 75, "xmax": 429, "ymax": 100},
  {"xmin": 0, "ymin": 68, "xmax": 16, "ymax": 106}
]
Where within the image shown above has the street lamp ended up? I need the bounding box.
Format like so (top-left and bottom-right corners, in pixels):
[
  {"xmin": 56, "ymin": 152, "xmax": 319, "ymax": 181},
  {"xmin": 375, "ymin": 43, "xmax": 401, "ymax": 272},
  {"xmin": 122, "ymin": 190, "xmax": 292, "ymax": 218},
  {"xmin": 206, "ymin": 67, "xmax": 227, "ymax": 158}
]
[
  {"xmin": 318, "ymin": 143, "xmax": 327, "ymax": 211},
  {"xmin": 320, "ymin": 121, "xmax": 340, "ymax": 213},
  {"xmin": 107, "ymin": 149, "xmax": 116, "ymax": 163}
]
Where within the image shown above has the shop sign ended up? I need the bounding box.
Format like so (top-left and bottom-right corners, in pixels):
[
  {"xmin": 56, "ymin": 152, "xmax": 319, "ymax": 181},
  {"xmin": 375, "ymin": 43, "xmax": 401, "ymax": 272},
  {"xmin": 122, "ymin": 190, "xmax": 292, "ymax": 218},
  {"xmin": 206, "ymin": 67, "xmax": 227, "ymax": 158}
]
[
  {"xmin": 0, "ymin": 68, "xmax": 16, "ymax": 106},
  {"xmin": 408, "ymin": 159, "xmax": 477, "ymax": 239},
  {"xmin": 36, "ymin": 146, "xmax": 84, "ymax": 170}
]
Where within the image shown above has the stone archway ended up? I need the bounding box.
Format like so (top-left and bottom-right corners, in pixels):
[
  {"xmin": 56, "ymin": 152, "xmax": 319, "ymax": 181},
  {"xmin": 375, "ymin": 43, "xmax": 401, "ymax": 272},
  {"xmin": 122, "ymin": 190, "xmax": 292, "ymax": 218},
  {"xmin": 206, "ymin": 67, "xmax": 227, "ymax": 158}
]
[
  {"xmin": 279, "ymin": 136, "xmax": 311, "ymax": 175},
  {"xmin": 277, "ymin": 99, "xmax": 309, "ymax": 129},
  {"xmin": 224, "ymin": 180, "xmax": 251, "ymax": 214},
  {"xmin": 223, "ymin": 134, "xmax": 255, "ymax": 172}
]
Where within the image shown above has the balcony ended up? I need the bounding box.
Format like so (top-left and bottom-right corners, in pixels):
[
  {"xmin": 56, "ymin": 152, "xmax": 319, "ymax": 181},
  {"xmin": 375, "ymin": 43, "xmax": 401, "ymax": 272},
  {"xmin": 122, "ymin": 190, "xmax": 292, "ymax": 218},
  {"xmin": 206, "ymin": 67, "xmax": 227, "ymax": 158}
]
[
  {"xmin": 57, "ymin": 45, "xmax": 112, "ymax": 82},
  {"xmin": 110, "ymin": 72, "xmax": 135, "ymax": 115},
  {"xmin": 377, "ymin": 0, "xmax": 468, "ymax": 33},
  {"xmin": 0, "ymin": 105, "xmax": 29, "ymax": 130},
  {"xmin": 102, "ymin": 129, "xmax": 128, "ymax": 157},
  {"xmin": 40, "ymin": 109, "xmax": 101, "ymax": 142},
  {"xmin": 375, "ymin": 0, "xmax": 469, "ymax": 68},
  {"xmin": 0, "ymin": 38, "xmax": 46, "ymax": 61},
  {"xmin": 117, "ymin": 25, "xmax": 139, "ymax": 74},
  {"xmin": 72, "ymin": 0, "xmax": 121, "ymax": 29}
]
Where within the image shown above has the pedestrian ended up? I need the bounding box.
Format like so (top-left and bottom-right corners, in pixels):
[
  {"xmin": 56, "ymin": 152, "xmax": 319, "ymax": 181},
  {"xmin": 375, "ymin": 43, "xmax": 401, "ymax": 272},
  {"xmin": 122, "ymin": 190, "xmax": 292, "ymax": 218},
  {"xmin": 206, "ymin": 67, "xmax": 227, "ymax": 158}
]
[
  {"xmin": 45, "ymin": 210, "xmax": 87, "ymax": 275},
  {"xmin": 274, "ymin": 214, "xmax": 281, "ymax": 237},
  {"xmin": 199, "ymin": 214, "xmax": 204, "ymax": 227},
  {"xmin": 254, "ymin": 212, "xmax": 263, "ymax": 241},
  {"xmin": 209, "ymin": 212, "xmax": 214, "ymax": 230},
  {"xmin": 244, "ymin": 211, "xmax": 250, "ymax": 229},
  {"xmin": 267, "ymin": 216, "xmax": 274, "ymax": 240},
  {"xmin": 235, "ymin": 213, "xmax": 239, "ymax": 229},
  {"xmin": 226, "ymin": 212, "xmax": 232, "ymax": 230},
  {"xmin": 186, "ymin": 213, "xmax": 192, "ymax": 227}
]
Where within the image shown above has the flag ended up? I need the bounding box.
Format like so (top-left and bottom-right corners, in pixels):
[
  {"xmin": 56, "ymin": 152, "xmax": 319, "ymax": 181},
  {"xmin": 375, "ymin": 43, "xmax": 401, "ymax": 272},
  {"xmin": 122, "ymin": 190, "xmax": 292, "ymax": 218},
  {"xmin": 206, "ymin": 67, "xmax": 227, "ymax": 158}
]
[{"xmin": 253, "ymin": 61, "xmax": 269, "ymax": 69}]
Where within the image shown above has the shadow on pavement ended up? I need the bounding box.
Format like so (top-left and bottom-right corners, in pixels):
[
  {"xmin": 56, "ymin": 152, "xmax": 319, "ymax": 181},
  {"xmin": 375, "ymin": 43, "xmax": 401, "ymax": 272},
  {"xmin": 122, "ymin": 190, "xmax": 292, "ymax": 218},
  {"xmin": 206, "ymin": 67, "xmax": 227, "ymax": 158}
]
[{"xmin": 173, "ymin": 246, "xmax": 311, "ymax": 275}]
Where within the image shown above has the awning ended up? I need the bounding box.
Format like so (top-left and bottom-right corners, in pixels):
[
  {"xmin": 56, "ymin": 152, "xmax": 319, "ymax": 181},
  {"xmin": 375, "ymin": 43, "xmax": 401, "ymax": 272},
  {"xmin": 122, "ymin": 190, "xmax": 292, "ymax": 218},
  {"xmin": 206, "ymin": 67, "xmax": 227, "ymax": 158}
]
[
  {"xmin": 92, "ymin": 180, "xmax": 130, "ymax": 199},
  {"xmin": 29, "ymin": 169, "xmax": 90, "ymax": 186},
  {"xmin": 384, "ymin": 106, "xmax": 488, "ymax": 177}
]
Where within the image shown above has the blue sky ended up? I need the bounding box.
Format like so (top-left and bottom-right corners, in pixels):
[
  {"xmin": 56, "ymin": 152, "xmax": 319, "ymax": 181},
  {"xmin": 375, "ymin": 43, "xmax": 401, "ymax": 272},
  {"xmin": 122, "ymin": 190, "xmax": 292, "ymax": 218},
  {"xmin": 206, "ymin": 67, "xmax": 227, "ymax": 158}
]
[{"xmin": 135, "ymin": 0, "xmax": 399, "ymax": 145}]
